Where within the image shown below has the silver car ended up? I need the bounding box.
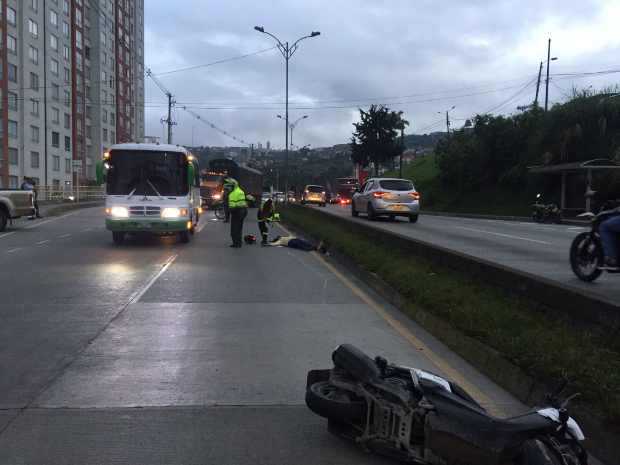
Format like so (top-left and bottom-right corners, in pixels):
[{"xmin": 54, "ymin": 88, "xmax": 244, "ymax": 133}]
[{"xmin": 352, "ymin": 178, "xmax": 420, "ymax": 222}]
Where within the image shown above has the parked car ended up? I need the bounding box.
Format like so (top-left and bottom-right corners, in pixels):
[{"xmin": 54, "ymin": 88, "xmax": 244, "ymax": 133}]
[
  {"xmin": 274, "ymin": 191, "xmax": 286, "ymax": 203},
  {"xmin": 301, "ymin": 185, "xmax": 327, "ymax": 207},
  {"xmin": 0, "ymin": 189, "xmax": 35, "ymax": 232},
  {"xmin": 352, "ymin": 178, "xmax": 420, "ymax": 222}
]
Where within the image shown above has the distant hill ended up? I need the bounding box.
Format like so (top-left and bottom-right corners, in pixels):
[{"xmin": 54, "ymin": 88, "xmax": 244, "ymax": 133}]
[{"xmin": 403, "ymin": 132, "xmax": 446, "ymax": 150}]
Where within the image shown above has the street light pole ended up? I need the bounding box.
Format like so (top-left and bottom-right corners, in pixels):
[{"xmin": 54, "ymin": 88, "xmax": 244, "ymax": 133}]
[
  {"xmin": 545, "ymin": 38, "xmax": 551, "ymax": 112},
  {"xmin": 255, "ymin": 26, "xmax": 320, "ymax": 198},
  {"xmin": 438, "ymin": 106, "xmax": 456, "ymax": 134}
]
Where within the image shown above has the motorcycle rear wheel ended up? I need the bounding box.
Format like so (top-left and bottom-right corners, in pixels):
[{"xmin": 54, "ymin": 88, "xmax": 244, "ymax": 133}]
[
  {"xmin": 570, "ymin": 232, "xmax": 603, "ymax": 282},
  {"xmin": 306, "ymin": 381, "xmax": 366, "ymax": 422},
  {"xmin": 519, "ymin": 439, "xmax": 566, "ymax": 465}
]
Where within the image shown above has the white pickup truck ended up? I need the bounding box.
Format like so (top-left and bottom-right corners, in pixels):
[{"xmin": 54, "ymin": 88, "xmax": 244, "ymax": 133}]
[{"xmin": 0, "ymin": 190, "xmax": 35, "ymax": 232}]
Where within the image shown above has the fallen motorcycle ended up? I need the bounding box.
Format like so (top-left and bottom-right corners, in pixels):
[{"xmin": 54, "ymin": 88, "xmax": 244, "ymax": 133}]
[
  {"xmin": 570, "ymin": 200, "xmax": 620, "ymax": 282},
  {"xmin": 306, "ymin": 344, "xmax": 587, "ymax": 464},
  {"xmin": 532, "ymin": 194, "xmax": 562, "ymax": 224}
]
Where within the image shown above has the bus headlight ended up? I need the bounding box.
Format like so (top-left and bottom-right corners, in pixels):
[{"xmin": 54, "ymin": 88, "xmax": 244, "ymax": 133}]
[
  {"xmin": 161, "ymin": 207, "xmax": 188, "ymax": 218},
  {"xmin": 109, "ymin": 206, "xmax": 129, "ymax": 218}
]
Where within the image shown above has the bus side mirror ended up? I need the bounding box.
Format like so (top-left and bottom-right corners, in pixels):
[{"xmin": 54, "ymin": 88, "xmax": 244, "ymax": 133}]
[
  {"xmin": 187, "ymin": 163, "xmax": 197, "ymax": 187},
  {"xmin": 95, "ymin": 160, "xmax": 106, "ymax": 185}
]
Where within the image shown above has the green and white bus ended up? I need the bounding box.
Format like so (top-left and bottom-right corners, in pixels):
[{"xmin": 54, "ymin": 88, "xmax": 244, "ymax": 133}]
[{"xmin": 97, "ymin": 143, "xmax": 201, "ymax": 245}]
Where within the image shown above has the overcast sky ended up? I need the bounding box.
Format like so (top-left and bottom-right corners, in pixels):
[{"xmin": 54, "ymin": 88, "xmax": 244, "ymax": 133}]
[{"xmin": 144, "ymin": 0, "xmax": 620, "ymax": 149}]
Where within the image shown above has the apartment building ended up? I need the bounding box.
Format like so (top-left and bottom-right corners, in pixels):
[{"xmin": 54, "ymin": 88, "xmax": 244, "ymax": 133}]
[{"xmin": 0, "ymin": 0, "xmax": 144, "ymax": 189}]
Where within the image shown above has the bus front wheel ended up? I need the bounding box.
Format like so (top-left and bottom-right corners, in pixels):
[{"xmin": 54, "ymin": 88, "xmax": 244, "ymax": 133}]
[
  {"xmin": 112, "ymin": 232, "xmax": 125, "ymax": 245},
  {"xmin": 179, "ymin": 230, "xmax": 190, "ymax": 243}
]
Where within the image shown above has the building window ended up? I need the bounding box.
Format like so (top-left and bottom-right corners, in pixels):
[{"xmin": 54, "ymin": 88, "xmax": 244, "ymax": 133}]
[
  {"xmin": 63, "ymin": 46, "xmax": 70, "ymax": 61},
  {"xmin": 103, "ymin": 128, "xmax": 108, "ymax": 141},
  {"xmin": 31, "ymin": 152, "xmax": 40, "ymax": 168},
  {"xmin": 8, "ymin": 92, "xmax": 18, "ymax": 111},
  {"xmin": 65, "ymin": 158, "xmax": 71, "ymax": 173},
  {"xmin": 52, "ymin": 179, "xmax": 60, "ymax": 189},
  {"xmin": 9, "ymin": 148, "xmax": 18, "ymax": 165},
  {"xmin": 76, "ymin": 9, "xmax": 82, "ymax": 27},
  {"xmin": 52, "ymin": 83, "xmax": 60, "ymax": 101},
  {"xmin": 62, "ymin": 21, "xmax": 69, "ymax": 37},
  {"xmin": 31, "ymin": 126, "xmax": 40, "ymax": 143},
  {"xmin": 110, "ymin": 112, "xmax": 116, "ymax": 125},
  {"xmin": 7, "ymin": 7, "xmax": 16, "ymax": 26},
  {"xmin": 30, "ymin": 99, "xmax": 40, "ymax": 117},
  {"xmin": 8, "ymin": 121, "xmax": 18, "ymax": 139},
  {"xmin": 64, "ymin": 67, "xmax": 70, "ymax": 83},
  {"xmin": 50, "ymin": 34, "xmax": 58, "ymax": 51},
  {"xmin": 9, "ymin": 176, "xmax": 19, "ymax": 189},
  {"xmin": 75, "ymin": 30, "xmax": 83, "ymax": 49},
  {"xmin": 28, "ymin": 19, "xmax": 39, "ymax": 39},
  {"xmin": 50, "ymin": 10, "xmax": 58, "ymax": 27},
  {"xmin": 7, "ymin": 35, "xmax": 16, "ymax": 54},
  {"xmin": 64, "ymin": 90, "xmax": 71, "ymax": 107},
  {"xmin": 29, "ymin": 46, "xmax": 39, "ymax": 64},
  {"xmin": 52, "ymin": 132, "xmax": 60, "ymax": 148},
  {"xmin": 31, "ymin": 0, "xmax": 39, "ymax": 12},
  {"xmin": 30, "ymin": 73, "xmax": 40, "ymax": 91},
  {"xmin": 64, "ymin": 113, "xmax": 71, "ymax": 129},
  {"xmin": 51, "ymin": 58, "xmax": 59, "ymax": 75},
  {"xmin": 102, "ymin": 109, "xmax": 107, "ymax": 123},
  {"xmin": 110, "ymin": 131, "xmax": 115, "ymax": 143},
  {"xmin": 8, "ymin": 64, "xmax": 17, "ymax": 83},
  {"xmin": 52, "ymin": 107, "xmax": 60, "ymax": 124},
  {"xmin": 53, "ymin": 156, "xmax": 60, "ymax": 171},
  {"xmin": 63, "ymin": 0, "xmax": 69, "ymax": 14},
  {"xmin": 64, "ymin": 136, "xmax": 71, "ymax": 152}
]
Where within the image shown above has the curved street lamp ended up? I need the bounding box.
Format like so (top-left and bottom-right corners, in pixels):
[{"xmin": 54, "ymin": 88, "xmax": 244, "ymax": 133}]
[{"xmin": 256, "ymin": 26, "xmax": 320, "ymax": 198}]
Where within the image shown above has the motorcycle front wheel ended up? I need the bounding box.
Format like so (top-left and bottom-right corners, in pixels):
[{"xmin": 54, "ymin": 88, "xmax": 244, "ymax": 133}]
[
  {"xmin": 305, "ymin": 381, "xmax": 366, "ymax": 422},
  {"xmin": 570, "ymin": 232, "xmax": 603, "ymax": 282}
]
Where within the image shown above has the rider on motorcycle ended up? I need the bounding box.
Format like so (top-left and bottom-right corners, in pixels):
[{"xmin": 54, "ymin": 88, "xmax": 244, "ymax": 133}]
[{"xmin": 600, "ymin": 206, "xmax": 620, "ymax": 268}]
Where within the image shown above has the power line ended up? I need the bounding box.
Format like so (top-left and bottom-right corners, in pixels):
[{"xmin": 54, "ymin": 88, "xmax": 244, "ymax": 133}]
[
  {"xmin": 480, "ymin": 76, "xmax": 538, "ymax": 115},
  {"xmin": 180, "ymin": 106, "xmax": 251, "ymax": 146},
  {"xmin": 153, "ymin": 47, "xmax": 278, "ymax": 76}
]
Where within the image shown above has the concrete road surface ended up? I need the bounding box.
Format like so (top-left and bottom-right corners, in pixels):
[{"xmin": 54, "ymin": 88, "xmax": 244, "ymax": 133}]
[
  {"xmin": 320, "ymin": 204, "xmax": 619, "ymax": 304},
  {"xmin": 0, "ymin": 207, "xmax": 548, "ymax": 464}
]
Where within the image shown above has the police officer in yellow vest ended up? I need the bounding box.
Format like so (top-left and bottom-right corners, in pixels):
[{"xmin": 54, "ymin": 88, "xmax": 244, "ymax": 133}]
[{"xmin": 228, "ymin": 179, "xmax": 248, "ymax": 248}]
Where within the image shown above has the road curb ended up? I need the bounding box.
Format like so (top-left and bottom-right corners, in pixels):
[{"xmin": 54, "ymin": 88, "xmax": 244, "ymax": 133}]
[{"xmin": 283, "ymin": 215, "xmax": 616, "ymax": 464}]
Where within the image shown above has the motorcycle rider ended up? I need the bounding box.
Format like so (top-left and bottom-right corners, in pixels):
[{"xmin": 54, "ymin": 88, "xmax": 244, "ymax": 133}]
[{"xmin": 600, "ymin": 204, "xmax": 620, "ymax": 268}]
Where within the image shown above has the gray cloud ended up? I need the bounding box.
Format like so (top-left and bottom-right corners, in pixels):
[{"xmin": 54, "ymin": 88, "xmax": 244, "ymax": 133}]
[{"xmin": 144, "ymin": 0, "xmax": 619, "ymax": 148}]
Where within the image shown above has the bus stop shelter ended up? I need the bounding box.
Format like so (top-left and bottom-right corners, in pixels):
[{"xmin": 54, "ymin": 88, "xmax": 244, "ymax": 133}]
[{"xmin": 528, "ymin": 158, "xmax": 620, "ymax": 213}]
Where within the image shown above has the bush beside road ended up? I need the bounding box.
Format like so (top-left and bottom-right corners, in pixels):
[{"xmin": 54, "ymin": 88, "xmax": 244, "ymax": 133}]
[{"xmin": 282, "ymin": 204, "xmax": 620, "ymax": 464}]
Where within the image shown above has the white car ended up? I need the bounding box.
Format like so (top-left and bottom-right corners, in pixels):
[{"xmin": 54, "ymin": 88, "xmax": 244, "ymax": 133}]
[{"xmin": 352, "ymin": 178, "xmax": 420, "ymax": 222}]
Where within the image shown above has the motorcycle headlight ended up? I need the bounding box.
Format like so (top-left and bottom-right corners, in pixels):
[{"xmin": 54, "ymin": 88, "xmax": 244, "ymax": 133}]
[
  {"xmin": 109, "ymin": 206, "xmax": 129, "ymax": 218},
  {"xmin": 161, "ymin": 207, "xmax": 188, "ymax": 218}
]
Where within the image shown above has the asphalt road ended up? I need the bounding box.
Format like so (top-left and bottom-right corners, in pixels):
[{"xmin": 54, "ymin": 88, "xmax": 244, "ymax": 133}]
[
  {"xmin": 0, "ymin": 207, "xmax": 528, "ymax": 465},
  {"xmin": 320, "ymin": 204, "xmax": 620, "ymax": 304}
]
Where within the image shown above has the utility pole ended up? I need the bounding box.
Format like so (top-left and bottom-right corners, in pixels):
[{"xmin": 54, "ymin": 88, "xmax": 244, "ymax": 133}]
[
  {"xmin": 147, "ymin": 69, "xmax": 176, "ymax": 144},
  {"xmin": 534, "ymin": 61, "xmax": 543, "ymax": 108},
  {"xmin": 446, "ymin": 111, "xmax": 450, "ymax": 134},
  {"xmin": 545, "ymin": 38, "xmax": 551, "ymax": 112},
  {"xmin": 399, "ymin": 128, "xmax": 404, "ymax": 179}
]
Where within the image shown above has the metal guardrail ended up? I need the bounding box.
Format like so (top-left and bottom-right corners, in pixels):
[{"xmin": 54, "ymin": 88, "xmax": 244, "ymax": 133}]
[{"xmin": 37, "ymin": 186, "xmax": 105, "ymax": 203}]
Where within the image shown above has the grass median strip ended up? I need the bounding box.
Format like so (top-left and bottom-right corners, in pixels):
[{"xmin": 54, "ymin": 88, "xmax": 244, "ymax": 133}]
[{"xmin": 281, "ymin": 205, "xmax": 620, "ymax": 430}]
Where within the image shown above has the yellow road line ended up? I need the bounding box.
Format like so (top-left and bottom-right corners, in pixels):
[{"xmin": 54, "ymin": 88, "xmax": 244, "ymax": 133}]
[{"xmin": 277, "ymin": 222, "xmax": 504, "ymax": 416}]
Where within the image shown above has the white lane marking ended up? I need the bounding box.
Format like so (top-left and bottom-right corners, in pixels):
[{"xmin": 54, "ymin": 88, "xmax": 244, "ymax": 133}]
[
  {"xmin": 7, "ymin": 248, "xmax": 21, "ymax": 253},
  {"xmin": 127, "ymin": 254, "xmax": 178, "ymax": 305},
  {"xmin": 0, "ymin": 232, "xmax": 16, "ymax": 239},
  {"xmin": 58, "ymin": 234, "xmax": 72, "ymax": 239},
  {"xmin": 23, "ymin": 210, "xmax": 84, "ymax": 229},
  {"xmin": 36, "ymin": 240, "xmax": 51, "ymax": 245},
  {"xmin": 456, "ymin": 226, "xmax": 551, "ymax": 245},
  {"xmin": 81, "ymin": 228, "xmax": 92, "ymax": 232}
]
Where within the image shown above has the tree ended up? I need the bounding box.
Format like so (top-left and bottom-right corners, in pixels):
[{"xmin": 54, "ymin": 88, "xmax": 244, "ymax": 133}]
[{"xmin": 350, "ymin": 105, "xmax": 409, "ymax": 175}]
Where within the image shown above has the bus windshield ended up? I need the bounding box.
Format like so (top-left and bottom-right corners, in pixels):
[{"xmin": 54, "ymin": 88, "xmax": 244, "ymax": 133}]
[{"xmin": 107, "ymin": 150, "xmax": 188, "ymax": 196}]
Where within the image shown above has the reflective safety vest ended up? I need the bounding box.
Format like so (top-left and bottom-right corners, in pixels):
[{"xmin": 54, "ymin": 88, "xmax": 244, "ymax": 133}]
[{"xmin": 228, "ymin": 186, "xmax": 248, "ymax": 209}]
